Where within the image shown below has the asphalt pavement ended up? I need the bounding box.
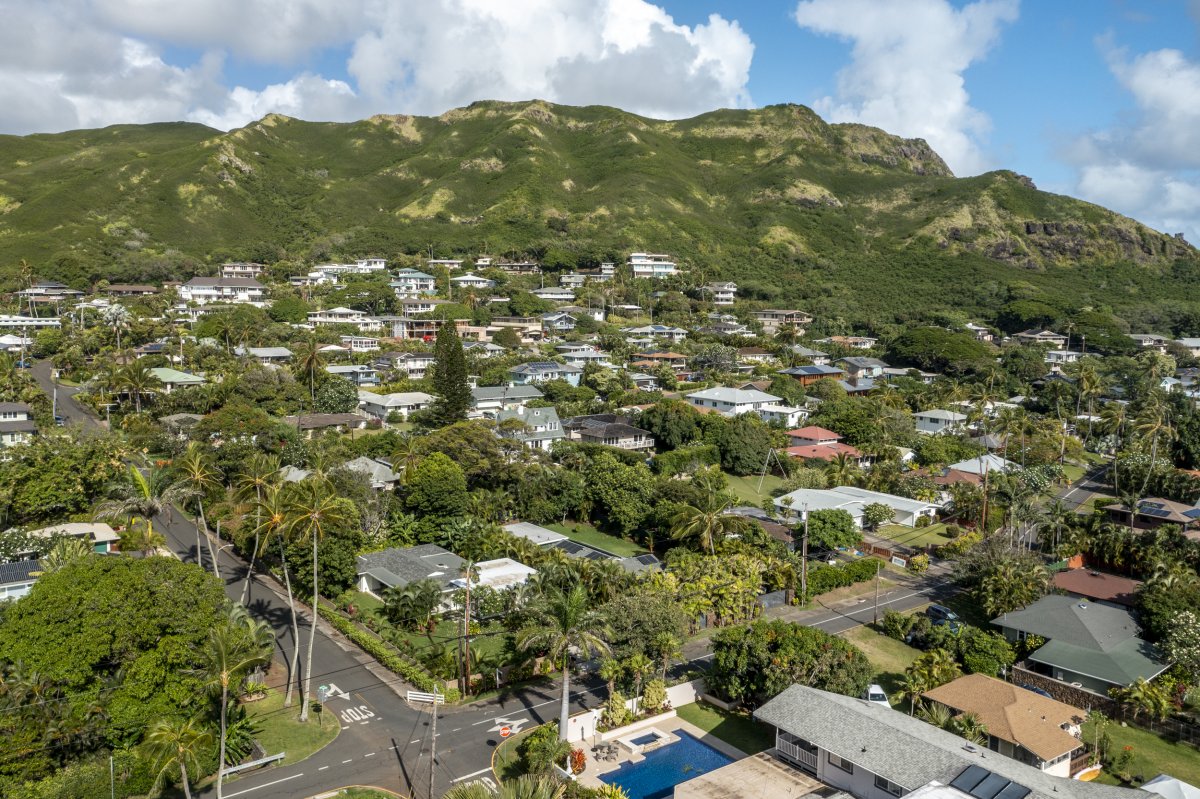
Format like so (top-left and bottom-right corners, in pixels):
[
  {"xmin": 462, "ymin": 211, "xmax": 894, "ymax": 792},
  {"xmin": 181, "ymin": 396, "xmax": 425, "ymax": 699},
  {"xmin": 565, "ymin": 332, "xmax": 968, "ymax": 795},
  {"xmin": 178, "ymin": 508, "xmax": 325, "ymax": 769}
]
[{"xmin": 29, "ymin": 359, "xmax": 101, "ymax": 430}]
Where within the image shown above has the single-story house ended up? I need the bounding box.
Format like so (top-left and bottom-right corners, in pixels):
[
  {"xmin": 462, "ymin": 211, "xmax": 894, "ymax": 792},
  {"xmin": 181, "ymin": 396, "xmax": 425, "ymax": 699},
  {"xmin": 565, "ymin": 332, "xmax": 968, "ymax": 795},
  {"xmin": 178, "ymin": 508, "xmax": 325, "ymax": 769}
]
[
  {"xmin": 509, "ymin": 361, "xmax": 583, "ymax": 387},
  {"xmin": 754, "ymin": 685, "xmax": 1124, "ymax": 799},
  {"xmin": 992, "ymin": 594, "xmax": 1169, "ymax": 693},
  {"xmin": 342, "ymin": 456, "xmax": 401, "ymax": 490},
  {"xmin": 150, "ymin": 367, "xmax": 206, "ymax": 393},
  {"xmin": 237, "ymin": 346, "xmax": 293, "ymax": 364},
  {"xmin": 470, "ymin": 385, "xmax": 543, "ymax": 416},
  {"xmin": 358, "ymin": 390, "xmax": 434, "ymax": 421},
  {"xmin": 0, "ymin": 560, "xmax": 42, "ymax": 600},
  {"xmin": 915, "ymin": 409, "xmax": 968, "ymax": 435},
  {"xmin": 686, "ymin": 387, "xmax": 781, "ymax": 416},
  {"xmin": 357, "ymin": 544, "xmax": 466, "ymax": 598},
  {"xmin": 24, "ymin": 521, "xmax": 120, "ymax": 554},
  {"xmin": 500, "ymin": 522, "xmax": 660, "ymax": 574},
  {"xmin": 778, "ymin": 364, "xmax": 845, "ymax": 386},
  {"xmin": 1052, "ymin": 569, "xmax": 1141, "ymax": 609},
  {"xmin": 923, "ymin": 674, "xmax": 1086, "ymax": 777},
  {"xmin": 622, "ymin": 325, "xmax": 688, "ymax": 343},
  {"xmin": 773, "ymin": 486, "xmax": 938, "ymax": 528},
  {"xmin": 947, "ymin": 454, "xmax": 1019, "ymax": 476},
  {"xmin": 1013, "ymin": 329, "xmax": 1068, "ymax": 348},
  {"xmin": 282, "ymin": 413, "xmax": 369, "ymax": 437},
  {"xmin": 450, "ymin": 558, "xmax": 536, "ymax": 592},
  {"xmin": 1101, "ymin": 497, "xmax": 1200, "ymax": 533},
  {"xmin": 784, "ymin": 425, "xmax": 863, "ymax": 463}
]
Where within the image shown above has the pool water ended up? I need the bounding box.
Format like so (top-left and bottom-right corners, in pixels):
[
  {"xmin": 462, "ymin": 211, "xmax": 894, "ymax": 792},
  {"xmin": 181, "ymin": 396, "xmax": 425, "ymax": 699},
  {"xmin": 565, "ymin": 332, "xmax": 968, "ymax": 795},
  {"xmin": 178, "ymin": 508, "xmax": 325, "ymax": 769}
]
[
  {"xmin": 599, "ymin": 731, "xmax": 735, "ymax": 799},
  {"xmin": 630, "ymin": 732, "xmax": 660, "ymax": 746}
]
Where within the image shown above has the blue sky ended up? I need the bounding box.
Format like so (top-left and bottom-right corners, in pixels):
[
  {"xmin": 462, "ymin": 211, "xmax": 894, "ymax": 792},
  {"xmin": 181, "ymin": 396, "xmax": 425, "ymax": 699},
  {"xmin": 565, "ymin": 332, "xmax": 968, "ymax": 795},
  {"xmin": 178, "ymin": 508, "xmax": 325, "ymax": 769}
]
[{"xmin": 3, "ymin": 0, "xmax": 1199, "ymax": 241}]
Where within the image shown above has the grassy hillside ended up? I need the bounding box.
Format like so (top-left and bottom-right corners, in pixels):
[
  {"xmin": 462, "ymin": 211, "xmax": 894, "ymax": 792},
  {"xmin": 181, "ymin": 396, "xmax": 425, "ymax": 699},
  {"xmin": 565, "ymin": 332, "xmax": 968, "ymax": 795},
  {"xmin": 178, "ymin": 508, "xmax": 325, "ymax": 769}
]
[{"xmin": 0, "ymin": 100, "xmax": 1196, "ymax": 327}]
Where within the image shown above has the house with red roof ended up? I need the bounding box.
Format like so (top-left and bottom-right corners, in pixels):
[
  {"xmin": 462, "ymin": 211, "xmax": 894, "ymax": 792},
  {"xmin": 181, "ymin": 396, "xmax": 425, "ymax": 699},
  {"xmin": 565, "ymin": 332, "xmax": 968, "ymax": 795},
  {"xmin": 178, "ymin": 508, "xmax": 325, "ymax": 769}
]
[{"xmin": 784, "ymin": 425, "xmax": 862, "ymax": 463}]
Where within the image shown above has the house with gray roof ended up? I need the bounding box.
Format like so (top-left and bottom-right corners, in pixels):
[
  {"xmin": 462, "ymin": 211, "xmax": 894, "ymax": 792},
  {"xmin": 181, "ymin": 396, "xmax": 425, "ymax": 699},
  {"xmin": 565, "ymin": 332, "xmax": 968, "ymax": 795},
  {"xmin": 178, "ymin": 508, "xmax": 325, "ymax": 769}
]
[
  {"xmin": 0, "ymin": 559, "xmax": 41, "ymax": 601},
  {"xmin": 470, "ymin": 384, "xmax": 543, "ymax": 416},
  {"xmin": 496, "ymin": 405, "xmax": 566, "ymax": 451},
  {"xmin": 992, "ymin": 594, "xmax": 1168, "ymax": 693},
  {"xmin": 0, "ymin": 402, "xmax": 36, "ymax": 448},
  {"xmin": 356, "ymin": 544, "xmax": 466, "ymax": 598},
  {"xmin": 341, "ymin": 456, "xmax": 401, "ymax": 489},
  {"xmin": 325, "ymin": 364, "xmax": 380, "ymax": 387},
  {"xmin": 773, "ymin": 486, "xmax": 939, "ymax": 528},
  {"xmin": 236, "ymin": 346, "xmax": 293, "ymax": 364},
  {"xmin": 755, "ymin": 685, "xmax": 1140, "ymax": 799},
  {"xmin": 509, "ymin": 361, "xmax": 583, "ymax": 387}
]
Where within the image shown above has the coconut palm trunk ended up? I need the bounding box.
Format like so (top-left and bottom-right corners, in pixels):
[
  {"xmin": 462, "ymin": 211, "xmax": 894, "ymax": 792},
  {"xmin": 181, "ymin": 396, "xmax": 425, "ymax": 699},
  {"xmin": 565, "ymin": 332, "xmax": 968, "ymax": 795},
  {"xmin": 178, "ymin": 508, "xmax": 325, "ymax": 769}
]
[
  {"xmin": 281, "ymin": 537, "xmax": 300, "ymax": 708},
  {"xmin": 303, "ymin": 532, "xmax": 318, "ymax": 722}
]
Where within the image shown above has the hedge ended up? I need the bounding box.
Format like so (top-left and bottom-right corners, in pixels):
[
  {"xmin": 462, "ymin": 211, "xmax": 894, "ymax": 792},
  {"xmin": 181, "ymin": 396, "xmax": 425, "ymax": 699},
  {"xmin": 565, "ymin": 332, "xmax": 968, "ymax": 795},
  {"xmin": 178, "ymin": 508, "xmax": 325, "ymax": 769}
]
[
  {"xmin": 803, "ymin": 557, "xmax": 883, "ymax": 601},
  {"xmin": 317, "ymin": 604, "xmax": 457, "ymax": 699}
]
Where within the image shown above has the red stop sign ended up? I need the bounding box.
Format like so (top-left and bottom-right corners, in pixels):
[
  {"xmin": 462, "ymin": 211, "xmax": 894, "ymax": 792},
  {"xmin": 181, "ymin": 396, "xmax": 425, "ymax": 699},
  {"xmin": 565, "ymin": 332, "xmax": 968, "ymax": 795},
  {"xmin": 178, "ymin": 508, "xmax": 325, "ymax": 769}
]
[{"xmin": 500, "ymin": 727, "xmax": 512, "ymax": 738}]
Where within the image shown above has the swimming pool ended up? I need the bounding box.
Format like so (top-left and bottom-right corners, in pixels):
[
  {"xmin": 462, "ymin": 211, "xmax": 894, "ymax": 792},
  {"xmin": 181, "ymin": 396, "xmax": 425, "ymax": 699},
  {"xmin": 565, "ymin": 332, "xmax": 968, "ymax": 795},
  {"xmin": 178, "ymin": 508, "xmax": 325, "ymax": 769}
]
[
  {"xmin": 630, "ymin": 732, "xmax": 660, "ymax": 746},
  {"xmin": 599, "ymin": 731, "xmax": 735, "ymax": 799}
]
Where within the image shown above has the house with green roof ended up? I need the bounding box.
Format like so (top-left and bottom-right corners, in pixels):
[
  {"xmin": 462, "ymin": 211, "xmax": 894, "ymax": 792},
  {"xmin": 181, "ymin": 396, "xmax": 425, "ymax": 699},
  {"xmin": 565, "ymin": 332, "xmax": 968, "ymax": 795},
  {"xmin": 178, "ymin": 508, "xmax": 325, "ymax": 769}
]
[
  {"xmin": 148, "ymin": 367, "xmax": 206, "ymax": 393},
  {"xmin": 991, "ymin": 594, "xmax": 1168, "ymax": 694}
]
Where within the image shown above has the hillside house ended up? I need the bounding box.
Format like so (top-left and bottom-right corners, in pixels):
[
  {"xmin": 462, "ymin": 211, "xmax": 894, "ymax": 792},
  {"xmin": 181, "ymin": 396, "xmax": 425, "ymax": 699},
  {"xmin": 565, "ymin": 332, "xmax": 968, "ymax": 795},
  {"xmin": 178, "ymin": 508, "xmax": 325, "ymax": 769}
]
[
  {"xmin": 564, "ymin": 414, "xmax": 655, "ymax": 450},
  {"xmin": 375, "ymin": 351, "xmax": 436, "ymax": 379},
  {"xmin": 450, "ymin": 273, "xmax": 495, "ymax": 290},
  {"xmin": 532, "ymin": 286, "xmax": 575, "ymax": 303},
  {"xmin": 149, "ymin": 368, "xmax": 205, "ymax": 393},
  {"xmin": 753, "ymin": 309, "xmax": 812, "ymax": 336},
  {"xmin": 701, "ymin": 281, "xmax": 738, "ymax": 305},
  {"xmin": 509, "ymin": 361, "xmax": 583, "ymax": 387},
  {"xmin": 325, "ymin": 364, "xmax": 380, "ymax": 387},
  {"xmin": 965, "ymin": 323, "xmax": 994, "ymax": 342},
  {"xmin": 470, "ymin": 385, "xmax": 543, "ymax": 416},
  {"xmin": 784, "ymin": 425, "xmax": 862, "ymax": 463},
  {"xmin": 390, "ymin": 270, "xmax": 437, "ymax": 298},
  {"xmin": 178, "ymin": 277, "xmax": 265, "ymax": 305},
  {"xmin": 622, "ymin": 324, "xmax": 688, "ymax": 343},
  {"xmin": 817, "ymin": 335, "xmax": 878, "ymax": 350},
  {"xmin": 219, "ymin": 262, "xmax": 265, "ymax": 279},
  {"xmin": 628, "ymin": 252, "xmax": 678, "ymax": 279},
  {"xmin": 358, "ymin": 390, "xmax": 433, "ymax": 421},
  {"xmin": 1014, "ymin": 329, "xmax": 1069, "ymax": 348},
  {"xmin": 686, "ymin": 387, "xmax": 780, "ymax": 416},
  {"xmin": 340, "ymin": 335, "xmax": 380, "ymax": 353},
  {"xmin": 779, "ymin": 364, "xmax": 846, "ymax": 386},
  {"xmin": 307, "ymin": 307, "xmax": 381, "ymax": 332},
  {"xmin": 540, "ymin": 312, "xmax": 578, "ymax": 334}
]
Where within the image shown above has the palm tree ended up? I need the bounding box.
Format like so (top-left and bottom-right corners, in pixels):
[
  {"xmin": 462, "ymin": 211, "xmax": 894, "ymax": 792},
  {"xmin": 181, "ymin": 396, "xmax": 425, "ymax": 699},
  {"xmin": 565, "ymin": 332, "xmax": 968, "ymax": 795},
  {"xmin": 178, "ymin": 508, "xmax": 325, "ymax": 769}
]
[
  {"xmin": 96, "ymin": 463, "xmax": 190, "ymax": 548},
  {"xmin": 1100, "ymin": 401, "xmax": 1129, "ymax": 457},
  {"xmin": 1134, "ymin": 396, "xmax": 1175, "ymax": 495},
  {"xmin": 292, "ymin": 338, "xmax": 324, "ymax": 405},
  {"xmin": 118, "ymin": 517, "xmax": 166, "ymax": 556},
  {"xmin": 141, "ymin": 717, "xmax": 213, "ymax": 799},
  {"xmin": 669, "ymin": 494, "xmax": 750, "ymax": 555},
  {"xmin": 651, "ymin": 632, "xmax": 682, "ymax": 681},
  {"xmin": 517, "ymin": 584, "xmax": 612, "ymax": 740},
  {"xmin": 625, "ymin": 653, "xmax": 654, "ymax": 715},
  {"xmin": 118, "ymin": 362, "xmax": 161, "ymax": 412},
  {"xmin": 285, "ymin": 479, "xmax": 352, "ymax": 722},
  {"xmin": 252, "ymin": 484, "xmax": 302, "ymax": 707},
  {"xmin": 176, "ymin": 443, "xmax": 222, "ymax": 576},
  {"xmin": 824, "ymin": 452, "xmax": 861, "ymax": 486},
  {"xmin": 1111, "ymin": 677, "xmax": 1171, "ymax": 721},
  {"xmin": 39, "ymin": 537, "xmax": 93, "ymax": 572},
  {"xmin": 382, "ymin": 578, "xmax": 442, "ymax": 633},
  {"xmin": 951, "ymin": 712, "xmax": 988, "ymax": 745},
  {"xmin": 196, "ymin": 605, "xmax": 272, "ymax": 799},
  {"xmin": 234, "ymin": 453, "xmax": 281, "ymax": 604},
  {"xmin": 101, "ymin": 303, "xmax": 131, "ymax": 351},
  {"xmin": 441, "ymin": 775, "xmax": 566, "ymax": 799},
  {"xmin": 598, "ymin": 658, "xmax": 623, "ymax": 696}
]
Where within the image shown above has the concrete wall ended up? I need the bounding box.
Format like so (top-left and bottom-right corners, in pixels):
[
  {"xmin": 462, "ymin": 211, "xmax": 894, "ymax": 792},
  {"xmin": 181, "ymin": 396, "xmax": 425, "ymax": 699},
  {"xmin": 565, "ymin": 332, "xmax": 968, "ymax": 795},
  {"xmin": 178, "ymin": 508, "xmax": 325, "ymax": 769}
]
[{"xmin": 1011, "ymin": 664, "xmax": 1118, "ymax": 715}]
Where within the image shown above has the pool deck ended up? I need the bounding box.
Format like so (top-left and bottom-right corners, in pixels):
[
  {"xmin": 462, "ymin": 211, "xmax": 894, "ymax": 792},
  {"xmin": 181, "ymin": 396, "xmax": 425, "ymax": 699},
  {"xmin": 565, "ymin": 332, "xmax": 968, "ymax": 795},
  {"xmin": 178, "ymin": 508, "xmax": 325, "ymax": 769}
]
[{"xmin": 577, "ymin": 717, "xmax": 748, "ymax": 788}]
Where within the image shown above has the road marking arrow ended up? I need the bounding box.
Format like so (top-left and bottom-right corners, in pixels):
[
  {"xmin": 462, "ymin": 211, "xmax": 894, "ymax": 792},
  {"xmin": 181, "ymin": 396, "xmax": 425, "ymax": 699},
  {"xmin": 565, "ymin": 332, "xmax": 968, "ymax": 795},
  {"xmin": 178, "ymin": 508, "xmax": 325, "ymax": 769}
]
[{"xmin": 487, "ymin": 716, "xmax": 529, "ymax": 734}]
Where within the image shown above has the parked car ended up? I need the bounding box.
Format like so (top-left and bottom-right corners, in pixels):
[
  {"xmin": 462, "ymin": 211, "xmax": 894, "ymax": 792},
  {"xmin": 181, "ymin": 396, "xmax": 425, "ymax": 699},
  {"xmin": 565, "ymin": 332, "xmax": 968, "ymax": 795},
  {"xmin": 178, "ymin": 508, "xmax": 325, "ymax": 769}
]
[
  {"xmin": 54, "ymin": 415, "xmax": 66, "ymax": 427},
  {"xmin": 925, "ymin": 604, "xmax": 959, "ymax": 623},
  {"xmin": 863, "ymin": 684, "xmax": 891, "ymax": 708}
]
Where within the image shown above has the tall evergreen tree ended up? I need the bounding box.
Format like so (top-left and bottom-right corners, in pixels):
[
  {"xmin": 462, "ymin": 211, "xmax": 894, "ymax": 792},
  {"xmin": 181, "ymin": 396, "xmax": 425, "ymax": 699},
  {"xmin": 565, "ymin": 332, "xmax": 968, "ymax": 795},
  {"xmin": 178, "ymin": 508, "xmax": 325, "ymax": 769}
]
[{"xmin": 431, "ymin": 323, "xmax": 471, "ymax": 425}]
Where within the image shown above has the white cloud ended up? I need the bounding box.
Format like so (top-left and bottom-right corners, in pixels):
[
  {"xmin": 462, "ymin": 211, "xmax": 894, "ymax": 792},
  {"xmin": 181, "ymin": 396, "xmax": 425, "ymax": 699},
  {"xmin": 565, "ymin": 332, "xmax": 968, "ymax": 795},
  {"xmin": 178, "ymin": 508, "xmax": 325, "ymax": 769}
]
[
  {"xmin": 1066, "ymin": 41, "xmax": 1200, "ymax": 245},
  {"xmin": 0, "ymin": 0, "xmax": 754, "ymax": 135},
  {"xmin": 792, "ymin": 0, "xmax": 1019, "ymax": 175}
]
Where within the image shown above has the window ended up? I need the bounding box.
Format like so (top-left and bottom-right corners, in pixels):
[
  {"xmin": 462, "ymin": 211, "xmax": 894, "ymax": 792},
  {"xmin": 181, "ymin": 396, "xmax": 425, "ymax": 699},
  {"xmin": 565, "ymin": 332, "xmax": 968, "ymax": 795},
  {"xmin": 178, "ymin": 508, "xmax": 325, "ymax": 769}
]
[
  {"xmin": 828, "ymin": 753, "xmax": 854, "ymax": 774},
  {"xmin": 874, "ymin": 775, "xmax": 904, "ymax": 796}
]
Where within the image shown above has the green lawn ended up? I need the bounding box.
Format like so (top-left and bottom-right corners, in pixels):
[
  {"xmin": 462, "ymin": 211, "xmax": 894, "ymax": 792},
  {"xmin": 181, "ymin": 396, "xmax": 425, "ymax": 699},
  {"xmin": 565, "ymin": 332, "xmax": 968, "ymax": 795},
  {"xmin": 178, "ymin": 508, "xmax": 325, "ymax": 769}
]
[
  {"xmin": 546, "ymin": 522, "xmax": 647, "ymax": 558},
  {"xmin": 676, "ymin": 702, "xmax": 775, "ymax": 755},
  {"xmin": 876, "ymin": 523, "xmax": 954, "ymax": 549},
  {"xmin": 494, "ymin": 725, "xmax": 538, "ymax": 780},
  {"xmin": 722, "ymin": 472, "xmax": 784, "ymax": 506},
  {"xmin": 1083, "ymin": 717, "xmax": 1200, "ymax": 786},
  {"xmin": 243, "ymin": 687, "xmax": 339, "ymax": 767},
  {"xmin": 840, "ymin": 625, "xmax": 922, "ymax": 702},
  {"xmin": 1062, "ymin": 463, "xmax": 1086, "ymax": 483},
  {"xmin": 347, "ymin": 592, "xmax": 509, "ymax": 661}
]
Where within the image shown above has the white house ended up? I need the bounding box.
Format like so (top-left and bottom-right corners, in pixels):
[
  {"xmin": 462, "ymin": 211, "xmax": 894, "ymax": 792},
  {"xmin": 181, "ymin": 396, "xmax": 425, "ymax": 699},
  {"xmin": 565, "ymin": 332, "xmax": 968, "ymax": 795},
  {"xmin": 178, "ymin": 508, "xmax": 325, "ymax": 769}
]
[
  {"xmin": 426, "ymin": 259, "xmax": 464, "ymax": 271},
  {"xmin": 509, "ymin": 361, "xmax": 583, "ymax": 386},
  {"xmin": 773, "ymin": 486, "xmax": 939, "ymax": 528},
  {"xmin": 178, "ymin": 277, "xmax": 266, "ymax": 305},
  {"xmin": 220, "ymin": 262, "xmax": 265, "ymax": 279},
  {"xmin": 685, "ymin": 387, "xmax": 781, "ymax": 416},
  {"xmin": 0, "ymin": 402, "xmax": 36, "ymax": 447},
  {"xmin": 390, "ymin": 270, "xmax": 437, "ymax": 298},
  {"xmin": 376, "ymin": 351, "xmax": 436, "ymax": 380},
  {"xmin": 451, "ymin": 273, "xmax": 496, "ymax": 290},
  {"xmin": 702, "ymin": 281, "xmax": 738, "ymax": 306},
  {"xmin": 1045, "ymin": 350, "xmax": 1082, "ymax": 372},
  {"xmin": 753, "ymin": 309, "xmax": 812, "ymax": 336},
  {"xmin": 629, "ymin": 252, "xmax": 679, "ymax": 279},
  {"xmin": 340, "ymin": 335, "xmax": 380, "ymax": 353},
  {"xmin": 532, "ymin": 286, "xmax": 576, "ymax": 303},
  {"xmin": 0, "ymin": 314, "xmax": 61, "ymax": 329},
  {"xmin": 358, "ymin": 390, "xmax": 433, "ymax": 420},
  {"xmin": 560, "ymin": 348, "xmax": 612, "ymax": 368},
  {"xmin": 25, "ymin": 521, "xmax": 120, "ymax": 554},
  {"xmin": 914, "ymin": 409, "xmax": 968, "ymax": 435},
  {"xmin": 623, "ymin": 324, "xmax": 688, "ymax": 343},
  {"xmin": 307, "ymin": 307, "xmax": 382, "ymax": 332}
]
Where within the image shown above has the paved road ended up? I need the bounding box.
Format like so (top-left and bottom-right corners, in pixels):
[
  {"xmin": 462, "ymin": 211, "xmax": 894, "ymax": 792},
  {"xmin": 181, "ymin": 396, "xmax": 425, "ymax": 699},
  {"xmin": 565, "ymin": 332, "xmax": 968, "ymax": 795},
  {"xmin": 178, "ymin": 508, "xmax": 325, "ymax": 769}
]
[{"xmin": 30, "ymin": 359, "xmax": 101, "ymax": 430}]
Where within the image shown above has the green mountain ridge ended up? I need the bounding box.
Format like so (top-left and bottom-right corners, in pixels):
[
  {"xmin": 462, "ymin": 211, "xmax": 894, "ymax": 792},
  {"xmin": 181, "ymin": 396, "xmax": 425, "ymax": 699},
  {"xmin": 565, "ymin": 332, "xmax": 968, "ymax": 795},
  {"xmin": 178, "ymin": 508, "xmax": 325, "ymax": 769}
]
[{"xmin": 0, "ymin": 99, "xmax": 1196, "ymax": 328}]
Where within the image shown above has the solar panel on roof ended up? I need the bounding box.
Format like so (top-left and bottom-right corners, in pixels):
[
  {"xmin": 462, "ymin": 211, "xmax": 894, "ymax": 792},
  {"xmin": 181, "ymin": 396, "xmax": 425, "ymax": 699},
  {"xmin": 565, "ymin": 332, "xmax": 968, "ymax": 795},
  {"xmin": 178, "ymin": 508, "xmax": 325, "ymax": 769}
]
[
  {"xmin": 635, "ymin": 554, "xmax": 660, "ymax": 565},
  {"xmin": 1140, "ymin": 507, "xmax": 1172, "ymax": 518},
  {"xmin": 950, "ymin": 766, "xmax": 989, "ymax": 794},
  {"xmin": 950, "ymin": 766, "xmax": 1030, "ymax": 799},
  {"xmin": 995, "ymin": 783, "xmax": 1031, "ymax": 799}
]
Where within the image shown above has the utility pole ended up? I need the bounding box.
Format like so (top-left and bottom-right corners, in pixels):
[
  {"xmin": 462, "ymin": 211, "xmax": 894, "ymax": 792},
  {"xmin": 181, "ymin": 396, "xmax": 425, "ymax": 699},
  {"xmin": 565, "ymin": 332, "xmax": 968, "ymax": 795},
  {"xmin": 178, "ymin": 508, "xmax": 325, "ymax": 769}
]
[
  {"xmin": 429, "ymin": 698, "xmax": 437, "ymax": 799},
  {"xmin": 872, "ymin": 558, "xmax": 882, "ymax": 625},
  {"xmin": 800, "ymin": 503, "xmax": 810, "ymax": 603}
]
